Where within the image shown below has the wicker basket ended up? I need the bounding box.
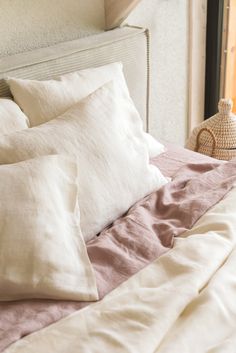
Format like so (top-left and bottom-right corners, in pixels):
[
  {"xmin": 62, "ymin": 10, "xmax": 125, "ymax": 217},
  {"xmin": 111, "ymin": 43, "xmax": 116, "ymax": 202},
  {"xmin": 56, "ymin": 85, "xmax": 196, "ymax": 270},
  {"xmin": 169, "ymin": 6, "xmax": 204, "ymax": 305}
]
[{"xmin": 186, "ymin": 99, "xmax": 236, "ymax": 160}]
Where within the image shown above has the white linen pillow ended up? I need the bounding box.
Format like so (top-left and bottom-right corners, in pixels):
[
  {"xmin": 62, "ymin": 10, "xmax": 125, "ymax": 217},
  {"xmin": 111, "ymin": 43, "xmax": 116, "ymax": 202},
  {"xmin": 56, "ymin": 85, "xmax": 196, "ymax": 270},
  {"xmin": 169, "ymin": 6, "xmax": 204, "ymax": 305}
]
[
  {"xmin": 7, "ymin": 63, "xmax": 127, "ymax": 127},
  {"xmin": 0, "ymin": 155, "xmax": 98, "ymax": 301},
  {"xmin": 7, "ymin": 62, "xmax": 165, "ymax": 157},
  {"xmin": 0, "ymin": 80, "xmax": 168, "ymax": 241},
  {"xmin": 0, "ymin": 98, "xmax": 29, "ymax": 134},
  {"xmin": 144, "ymin": 133, "xmax": 166, "ymax": 158}
]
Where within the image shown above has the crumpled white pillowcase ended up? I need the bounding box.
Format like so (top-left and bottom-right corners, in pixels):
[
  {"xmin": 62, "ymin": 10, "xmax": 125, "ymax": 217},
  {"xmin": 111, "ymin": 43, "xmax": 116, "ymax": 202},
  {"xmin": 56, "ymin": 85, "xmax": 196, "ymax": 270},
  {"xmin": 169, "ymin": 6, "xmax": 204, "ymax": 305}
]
[
  {"xmin": 7, "ymin": 62, "xmax": 165, "ymax": 158},
  {"xmin": 0, "ymin": 98, "xmax": 29, "ymax": 134},
  {"xmin": 0, "ymin": 80, "xmax": 168, "ymax": 242},
  {"xmin": 0, "ymin": 155, "xmax": 98, "ymax": 301},
  {"xmin": 6, "ymin": 63, "xmax": 131, "ymax": 127}
]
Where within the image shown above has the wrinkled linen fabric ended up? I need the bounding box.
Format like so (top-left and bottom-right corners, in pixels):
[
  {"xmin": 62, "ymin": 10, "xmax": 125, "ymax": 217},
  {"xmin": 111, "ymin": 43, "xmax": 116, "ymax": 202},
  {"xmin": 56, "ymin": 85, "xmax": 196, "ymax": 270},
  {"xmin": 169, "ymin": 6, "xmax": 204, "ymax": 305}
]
[
  {"xmin": 87, "ymin": 158, "xmax": 236, "ymax": 297},
  {"xmin": 0, "ymin": 80, "xmax": 167, "ymax": 242},
  {"xmin": 0, "ymin": 98, "xmax": 29, "ymax": 134},
  {"xmin": 7, "ymin": 62, "xmax": 165, "ymax": 158},
  {"xmin": 7, "ymin": 63, "xmax": 127, "ymax": 127},
  {"xmin": 4, "ymin": 179, "xmax": 236, "ymax": 353},
  {"xmin": 1, "ymin": 147, "xmax": 236, "ymax": 352},
  {"xmin": 0, "ymin": 155, "xmax": 98, "ymax": 302}
]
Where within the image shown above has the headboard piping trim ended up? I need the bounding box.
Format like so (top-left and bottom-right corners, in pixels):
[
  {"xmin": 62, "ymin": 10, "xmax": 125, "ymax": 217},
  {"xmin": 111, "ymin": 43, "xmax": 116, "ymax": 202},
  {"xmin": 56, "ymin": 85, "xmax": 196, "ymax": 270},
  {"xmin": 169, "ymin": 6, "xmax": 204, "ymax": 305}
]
[
  {"xmin": 145, "ymin": 28, "xmax": 150, "ymax": 133},
  {"xmin": 125, "ymin": 25, "xmax": 150, "ymax": 133}
]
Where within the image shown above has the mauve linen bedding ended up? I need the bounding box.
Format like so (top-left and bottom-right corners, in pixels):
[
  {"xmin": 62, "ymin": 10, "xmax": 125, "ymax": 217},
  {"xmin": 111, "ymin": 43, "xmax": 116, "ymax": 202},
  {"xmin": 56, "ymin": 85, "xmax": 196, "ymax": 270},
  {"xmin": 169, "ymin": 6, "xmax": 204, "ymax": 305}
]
[{"xmin": 1, "ymin": 145, "xmax": 235, "ymax": 352}]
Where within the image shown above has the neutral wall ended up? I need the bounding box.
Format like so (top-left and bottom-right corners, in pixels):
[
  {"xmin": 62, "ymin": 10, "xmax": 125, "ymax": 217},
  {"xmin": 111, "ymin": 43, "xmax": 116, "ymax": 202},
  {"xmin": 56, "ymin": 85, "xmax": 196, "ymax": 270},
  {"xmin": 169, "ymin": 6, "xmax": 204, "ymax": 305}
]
[
  {"xmin": 0, "ymin": 0, "xmax": 205, "ymax": 146},
  {"xmin": 0, "ymin": 0, "xmax": 105, "ymax": 57},
  {"xmin": 127, "ymin": 0, "xmax": 189, "ymax": 145}
]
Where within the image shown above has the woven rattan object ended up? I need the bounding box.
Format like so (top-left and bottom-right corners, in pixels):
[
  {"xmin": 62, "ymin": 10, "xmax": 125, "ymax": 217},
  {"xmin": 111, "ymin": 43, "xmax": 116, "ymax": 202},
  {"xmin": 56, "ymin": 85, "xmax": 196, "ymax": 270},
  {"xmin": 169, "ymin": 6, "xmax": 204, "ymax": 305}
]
[{"xmin": 186, "ymin": 99, "xmax": 236, "ymax": 160}]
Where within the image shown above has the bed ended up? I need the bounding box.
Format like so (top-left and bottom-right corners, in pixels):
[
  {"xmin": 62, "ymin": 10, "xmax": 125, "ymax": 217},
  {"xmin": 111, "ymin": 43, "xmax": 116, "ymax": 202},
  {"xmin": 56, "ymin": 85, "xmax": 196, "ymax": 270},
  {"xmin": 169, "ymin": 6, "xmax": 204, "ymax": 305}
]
[{"xmin": 1, "ymin": 26, "xmax": 236, "ymax": 353}]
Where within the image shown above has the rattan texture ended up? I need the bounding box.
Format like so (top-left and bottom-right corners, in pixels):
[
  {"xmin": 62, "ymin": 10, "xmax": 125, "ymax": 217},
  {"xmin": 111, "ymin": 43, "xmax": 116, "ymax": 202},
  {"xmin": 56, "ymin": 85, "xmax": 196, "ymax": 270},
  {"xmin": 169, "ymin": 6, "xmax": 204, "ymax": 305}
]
[{"xmin": 186, "ymin": 99, "xmax": 236, "ymax": 160}]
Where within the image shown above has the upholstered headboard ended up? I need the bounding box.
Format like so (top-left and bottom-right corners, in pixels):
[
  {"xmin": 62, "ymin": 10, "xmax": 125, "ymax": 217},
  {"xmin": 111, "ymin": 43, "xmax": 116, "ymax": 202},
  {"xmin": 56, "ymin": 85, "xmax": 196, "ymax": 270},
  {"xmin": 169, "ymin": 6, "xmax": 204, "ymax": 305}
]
[{"xmin": 0, "ymin": 26, "xmax": 149, "ymax": 130}]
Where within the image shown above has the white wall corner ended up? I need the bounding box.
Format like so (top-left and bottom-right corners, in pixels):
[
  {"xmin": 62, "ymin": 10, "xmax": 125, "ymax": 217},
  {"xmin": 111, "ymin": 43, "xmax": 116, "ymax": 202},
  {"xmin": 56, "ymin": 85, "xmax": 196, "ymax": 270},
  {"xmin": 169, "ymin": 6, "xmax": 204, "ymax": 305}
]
[
  {"xmin": 188, "ymin": 0, "xmax": 207, "ymax": 136},
  {"xmin": 105, "ymin": 0, "xmax": 142, "ymax": 30}
]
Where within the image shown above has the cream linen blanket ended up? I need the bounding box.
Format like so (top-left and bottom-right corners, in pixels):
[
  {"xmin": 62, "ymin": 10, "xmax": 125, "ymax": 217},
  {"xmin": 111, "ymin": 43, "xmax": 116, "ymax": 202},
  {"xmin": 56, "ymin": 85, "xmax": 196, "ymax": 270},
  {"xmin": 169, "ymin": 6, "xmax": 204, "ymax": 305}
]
[{"xmin": 4, "ymin": 185, "xmax": 236, "ymax": 353}]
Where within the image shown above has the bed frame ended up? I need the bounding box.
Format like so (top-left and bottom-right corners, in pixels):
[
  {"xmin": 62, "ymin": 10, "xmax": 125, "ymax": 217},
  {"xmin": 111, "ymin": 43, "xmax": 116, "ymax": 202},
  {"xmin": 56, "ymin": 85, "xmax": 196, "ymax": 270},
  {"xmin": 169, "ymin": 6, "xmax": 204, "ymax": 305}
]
[{"xmin": 0, "ymin": 26, "xmax": 150, "ymax": 131}]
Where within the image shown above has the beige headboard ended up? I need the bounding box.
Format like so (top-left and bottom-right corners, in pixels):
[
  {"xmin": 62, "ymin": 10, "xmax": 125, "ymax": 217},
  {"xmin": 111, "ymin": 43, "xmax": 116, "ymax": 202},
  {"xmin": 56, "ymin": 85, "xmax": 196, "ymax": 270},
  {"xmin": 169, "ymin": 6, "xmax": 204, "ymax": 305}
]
[{"xmin": 0, "ymin": 26, "xmax": 149, "ymax": 131}]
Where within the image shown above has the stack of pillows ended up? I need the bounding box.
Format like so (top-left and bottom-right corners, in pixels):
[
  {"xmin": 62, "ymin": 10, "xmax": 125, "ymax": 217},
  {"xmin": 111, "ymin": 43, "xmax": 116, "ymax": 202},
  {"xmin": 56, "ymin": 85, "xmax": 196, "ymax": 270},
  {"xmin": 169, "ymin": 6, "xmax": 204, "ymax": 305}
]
[{"xmin": 0, "ymin": 62, "xmax": 167, "ymax": 301}]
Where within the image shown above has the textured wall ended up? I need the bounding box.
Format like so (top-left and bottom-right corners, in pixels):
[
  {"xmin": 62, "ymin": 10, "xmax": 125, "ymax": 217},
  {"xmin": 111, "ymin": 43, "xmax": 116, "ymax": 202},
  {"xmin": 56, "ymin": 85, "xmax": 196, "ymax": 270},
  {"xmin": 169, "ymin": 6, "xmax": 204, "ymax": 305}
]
[
  {"xmin": 0, "ymin": 0, "xmax": 190, "ymax": 145},
  {"xmin": 127, "ymin": 0, "xmax": 189, "ymax": 145},
  {"xmin": 0, "ymin": 0, "xmax": 105, "ymax": 57}
]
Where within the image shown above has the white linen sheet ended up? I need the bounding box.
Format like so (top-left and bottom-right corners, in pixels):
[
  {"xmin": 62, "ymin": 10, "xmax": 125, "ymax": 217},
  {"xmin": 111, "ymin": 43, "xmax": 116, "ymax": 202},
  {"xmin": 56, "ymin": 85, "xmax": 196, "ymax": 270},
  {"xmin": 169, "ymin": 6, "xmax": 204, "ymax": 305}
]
[{"xmin": 4, "ymin": 184, "xmax": 236, "ymax": 353}]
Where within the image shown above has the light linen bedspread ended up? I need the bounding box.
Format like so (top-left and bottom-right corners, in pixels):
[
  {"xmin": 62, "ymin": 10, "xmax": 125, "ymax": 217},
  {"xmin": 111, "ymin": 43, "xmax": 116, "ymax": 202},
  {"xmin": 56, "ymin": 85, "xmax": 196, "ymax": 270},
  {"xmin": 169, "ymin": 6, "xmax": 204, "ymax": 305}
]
[
  {"xmin": 4, "ymin": 181, "xmax": 236, "ymax": 353},
  {"xmin": 3, "ymin": 157, "xmax": 236, "ymax": 352},
  {"xmin": 0, "ymin": 146, "xmax": 221, "ymax": 352}
]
